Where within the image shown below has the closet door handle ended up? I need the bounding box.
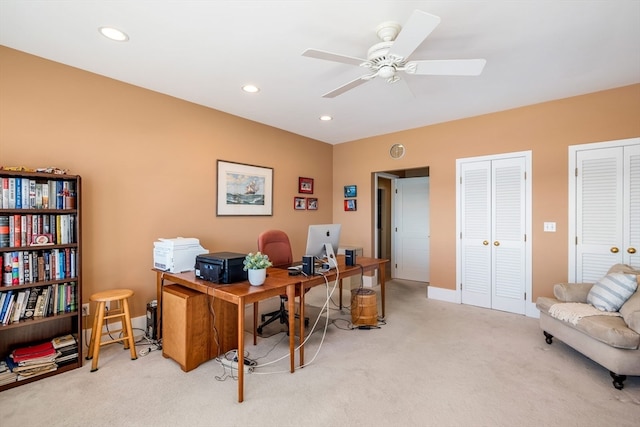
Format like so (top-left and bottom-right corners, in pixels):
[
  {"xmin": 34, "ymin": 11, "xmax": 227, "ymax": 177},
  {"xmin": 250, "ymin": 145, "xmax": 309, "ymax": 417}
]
[
  {"xmin": 483, "ymin": 240, "xmax": 489, "ymax": 246},
  {"xmin": 493, "ymin": 241, "xmax": 500, "ymax": 246},
  {"xmin": 628, "ymin": 247, "xmax": 637, "ymax": 254},
  {"xmin": 610, "ymin": 247, "xmax": 619, "ymax": 253}
]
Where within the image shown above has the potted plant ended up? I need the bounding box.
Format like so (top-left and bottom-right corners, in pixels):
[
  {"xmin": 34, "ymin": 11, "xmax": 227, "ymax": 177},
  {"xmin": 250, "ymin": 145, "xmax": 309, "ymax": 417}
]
[{"xmin": 243, "ymin": 252, "xmax": 273, "ymax": 286}]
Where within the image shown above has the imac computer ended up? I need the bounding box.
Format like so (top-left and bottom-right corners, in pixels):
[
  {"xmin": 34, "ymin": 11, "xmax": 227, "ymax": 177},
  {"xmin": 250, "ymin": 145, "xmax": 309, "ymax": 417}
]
[{"xmin": 305, "ymin": 223, "xmax": 341, "ymax": 267}]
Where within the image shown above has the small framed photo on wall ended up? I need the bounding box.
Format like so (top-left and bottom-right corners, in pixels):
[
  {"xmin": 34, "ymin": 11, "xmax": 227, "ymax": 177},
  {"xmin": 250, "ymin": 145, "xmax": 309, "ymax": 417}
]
[
  {"xmin": 344, "ymin": 199, "xmax": 357, "ymax": 211},
  {"xmin": 298, "ymin": 177, "xmax": 314, "ymax": 194},
  {"xmin": 307, "ymin": 198, "xmax": 318, "ymax": 210},
  {"xmin": 344, "ymin": 185, "xmax": 357, "ymax": 198},
  {"xmin": 294, "ymin": 197, "xmax": 306, "ymax": 210}
]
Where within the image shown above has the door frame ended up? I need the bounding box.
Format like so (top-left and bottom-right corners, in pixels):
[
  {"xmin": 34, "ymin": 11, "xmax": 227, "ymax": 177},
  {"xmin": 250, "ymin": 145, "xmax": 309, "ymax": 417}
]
[{"xmin": 374, "ymin": 172, "xmax": 399, "ymax": 269}]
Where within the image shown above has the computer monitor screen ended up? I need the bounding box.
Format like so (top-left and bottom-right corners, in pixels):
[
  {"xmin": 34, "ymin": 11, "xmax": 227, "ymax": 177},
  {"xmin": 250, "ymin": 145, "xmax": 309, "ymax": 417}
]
[{"xmin": 304, "ymin": 224, "xmax": 341, "ymax": 260}]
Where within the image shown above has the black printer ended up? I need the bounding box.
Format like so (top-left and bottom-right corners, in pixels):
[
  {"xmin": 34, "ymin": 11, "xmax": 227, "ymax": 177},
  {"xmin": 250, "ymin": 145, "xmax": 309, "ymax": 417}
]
[{"xmin": 195, "ymin": 252, "xmax": 247, "ymax": 284}]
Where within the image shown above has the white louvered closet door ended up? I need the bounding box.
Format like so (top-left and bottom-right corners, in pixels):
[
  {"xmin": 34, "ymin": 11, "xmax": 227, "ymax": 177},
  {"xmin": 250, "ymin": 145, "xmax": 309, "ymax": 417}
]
[
  {"xmin": 490, "ymin": 157, "xmax": 527, "ymax": 314},
  {"xmin": 460, "ymin": 160, "xmax": 492, "ymax": 309},
  {"xmin": 575, "ymin": 143, "xmax": 640, "ymax": 282},
  {"xmin": 459, "ymin": 155, "xmax": 527, "ymax": 314}
]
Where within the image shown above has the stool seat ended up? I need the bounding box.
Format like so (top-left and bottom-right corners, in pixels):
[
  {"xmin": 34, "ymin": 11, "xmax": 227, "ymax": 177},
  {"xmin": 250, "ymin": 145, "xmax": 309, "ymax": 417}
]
[
  {"xmin": 86, "ymin": 288, "xmax": 137, "ymax": 371},
  {"xmin": 90, "ymin": 289, "xmax": 134, "ymax": 302}
]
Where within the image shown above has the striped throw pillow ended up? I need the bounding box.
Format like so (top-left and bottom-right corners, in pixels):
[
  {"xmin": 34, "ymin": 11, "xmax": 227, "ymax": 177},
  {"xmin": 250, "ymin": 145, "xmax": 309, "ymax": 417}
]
[{"xmin": 587, "ymin": 273, "xmax": 638, "ymax": 312}]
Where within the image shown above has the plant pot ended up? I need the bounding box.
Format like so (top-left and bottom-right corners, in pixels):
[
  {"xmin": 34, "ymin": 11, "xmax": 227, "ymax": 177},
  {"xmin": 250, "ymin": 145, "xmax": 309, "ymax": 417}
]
[{"xmin": 248, "ymin": 268, "xmax": 267, "ymax": 286}]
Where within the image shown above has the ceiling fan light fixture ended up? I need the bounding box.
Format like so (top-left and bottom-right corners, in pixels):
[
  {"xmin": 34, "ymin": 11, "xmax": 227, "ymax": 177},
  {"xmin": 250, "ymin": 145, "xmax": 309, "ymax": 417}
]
[
  {"xmin": 303, "ymin": 10, "xmax": 485, "ymax": 98},
  {"xmin": 378, "ymin": 65, "xmax": 395, "ymax": 80},
  {"xmin": 98, "ymin": 26, "xmax": 129, "ymax": 42}
]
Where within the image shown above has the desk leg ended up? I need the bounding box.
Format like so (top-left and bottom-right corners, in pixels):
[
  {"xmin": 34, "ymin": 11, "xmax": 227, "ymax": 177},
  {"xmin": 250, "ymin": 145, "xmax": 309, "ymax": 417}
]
[
  {"xmin": 298, "ymin": 283, "xmax": 305, "ymax": 367},
  {"xmin": 287, "ymin": 284, "xmax": 295, "ymax": 373},
  {"xmin": 379, "ymin": 263, "xmax": 386, "ymax": 318},
  {"xmin": 156, "ymin": 273, "xmax": 163, "ymax": 340},
  {"xmin": 237, "ymin": 297, "xmax": 245, "ymax": 403},
  {"xmin": 253, "ymin": 302, "xmax": 258, "ymax": 345},
  {"xmin": 339, "ymin": 278, "xmax": 343, "ymax": 311}
]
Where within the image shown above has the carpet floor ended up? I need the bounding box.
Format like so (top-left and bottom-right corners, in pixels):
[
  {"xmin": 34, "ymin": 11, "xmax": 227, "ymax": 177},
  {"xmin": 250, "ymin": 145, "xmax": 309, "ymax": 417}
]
[{"xmin": 0, "ymin": 278, "xmax": 638, "ymax": 427}]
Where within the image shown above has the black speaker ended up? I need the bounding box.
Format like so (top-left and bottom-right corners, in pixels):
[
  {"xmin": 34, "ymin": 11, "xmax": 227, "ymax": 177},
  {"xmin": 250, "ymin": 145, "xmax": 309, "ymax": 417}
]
[
  {"xmin": 345, "ymin": 249, "xmax": 356, "ymax": 266},
  {"xmin": 302, "ymin": 255, "xmax": 315, "ymax": 275},
  {"xmin": 146, "ymin": 300, "xmax": 158, "ymax": 340}
]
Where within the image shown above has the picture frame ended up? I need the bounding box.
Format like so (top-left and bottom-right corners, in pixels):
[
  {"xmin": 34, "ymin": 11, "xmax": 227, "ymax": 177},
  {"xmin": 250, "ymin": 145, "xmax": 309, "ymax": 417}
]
[
  {"xmin": 294, "ymin": 197, "xmax": 306, "ymax": 210},
  {"xmin": 344, "ymin": 199, "xmax": 357, "ymax": 211},
  {"xmin": 298, "ymin": 177, "xmax": 314, "ymax": 194},
  {"xmin": 344, "ymin": 185, "xmax": 357, "ymax": 198},
  {"xmin": 31, "ymin": 233, "xmax": 54, "ymax": 246},
  {"xmin": 216, "ymin": 160, "xmax": 273, "ymax": 216},
  {"xmin": 306, "ymin": 198, "xmax": 318, "ymax": 210}
]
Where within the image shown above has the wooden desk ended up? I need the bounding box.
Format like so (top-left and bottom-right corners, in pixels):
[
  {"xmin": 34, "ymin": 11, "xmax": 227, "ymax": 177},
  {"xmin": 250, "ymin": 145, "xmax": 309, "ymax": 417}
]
[
  {"xmin": 296, "ymin": 256, "xmax": 388, "ymax": 366},
  {"xmin": 155, "ymin": 270, "xmax": 298, "ymax": 403},
  {"xmin": 153, "ymin": 256, "xmax": 387, "ymax": 400}
]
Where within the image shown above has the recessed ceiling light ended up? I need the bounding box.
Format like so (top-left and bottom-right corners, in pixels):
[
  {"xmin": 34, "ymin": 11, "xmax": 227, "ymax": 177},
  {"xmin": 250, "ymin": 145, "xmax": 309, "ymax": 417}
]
[
  {"xmin": 242, "ymin": 84, "xmax": 260, "ymax": 93},
  {"xmin": 319, "ymin": 115, "xmax": 333, "ymax": 121},
  {"xmin": 99, "ymin": 26, "xmax": 129, "ymax": 42}
]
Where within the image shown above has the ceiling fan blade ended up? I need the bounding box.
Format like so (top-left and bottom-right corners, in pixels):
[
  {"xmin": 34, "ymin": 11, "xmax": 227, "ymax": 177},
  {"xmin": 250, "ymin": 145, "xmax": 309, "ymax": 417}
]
[
  {"xmin": 387, "ymin": 10, "xmax": 441, "ymax": 60},
  {"xmin": 302, "ymin": 48, "xmax": 366, "ymax": 66},
  {"xmin": 406, "ymin": 59, "xmax": 486, "ymax": 76},
  {"xmin": 322, "ymin": 75, "xmax": 371, "ymax": 98}
]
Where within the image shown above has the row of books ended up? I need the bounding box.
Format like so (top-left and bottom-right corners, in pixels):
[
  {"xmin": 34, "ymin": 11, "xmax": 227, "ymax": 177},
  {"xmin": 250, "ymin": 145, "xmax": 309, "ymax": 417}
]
[
  {"xmin": 0, "ymin": 213, "xmax": 76, "ymax": 248},
  {"xmin": 2, "ymin": 248, "xmax": 77, "ymax": 286},
  {"xmin": 0, "ymin": 360, "xmax": 15, "ymax": 386},
  {"xmin": 0, "ymin": 282, "xmax": 78, "ymax": 325},
  {"xmin": 0, "ymin": 177, "xmax": 77, "ymax": 210},
  {"xmin": 2, "ymin": 334, "xmax": 78, "ymax": 384}
]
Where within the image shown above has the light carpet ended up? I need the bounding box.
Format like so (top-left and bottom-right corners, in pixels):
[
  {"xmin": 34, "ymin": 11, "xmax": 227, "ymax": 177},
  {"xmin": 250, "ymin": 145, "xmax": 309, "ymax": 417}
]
[{"xmin": 0, "ymin": 279, "xmax": 638, "ymax": 427}]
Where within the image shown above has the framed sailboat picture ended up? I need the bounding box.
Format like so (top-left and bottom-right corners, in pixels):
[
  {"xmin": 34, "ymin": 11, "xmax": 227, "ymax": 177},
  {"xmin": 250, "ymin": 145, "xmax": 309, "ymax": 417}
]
[{"xmin": 217, "ymin": 160, "xmax": 273, "ymax": 216}]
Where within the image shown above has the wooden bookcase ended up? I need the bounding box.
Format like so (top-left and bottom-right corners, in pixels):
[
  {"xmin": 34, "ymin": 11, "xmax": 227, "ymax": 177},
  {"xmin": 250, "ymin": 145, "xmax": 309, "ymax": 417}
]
[{"xmin": 0, "ymin": 170, "xmax": 82, "ymax": 391}]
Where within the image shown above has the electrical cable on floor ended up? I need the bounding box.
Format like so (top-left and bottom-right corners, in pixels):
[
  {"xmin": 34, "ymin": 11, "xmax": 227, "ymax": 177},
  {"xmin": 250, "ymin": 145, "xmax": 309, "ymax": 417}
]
[
  {"xmin": 252, "ymin": 265, "xmax": 340, "ymax": 374},
  {"xmin": 91, "ymin": 307, "xmax": 162, "ymax": 357},
  {"xmin": 214, "ymin": 349, "xmax": 258, "ymax": 381}
]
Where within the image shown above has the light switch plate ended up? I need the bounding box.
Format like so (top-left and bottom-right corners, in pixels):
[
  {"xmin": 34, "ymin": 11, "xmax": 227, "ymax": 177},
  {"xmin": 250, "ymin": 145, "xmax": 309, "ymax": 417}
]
[{"xmin": 543, "ymin": 222, "xmax": 556, "ymax": 232}]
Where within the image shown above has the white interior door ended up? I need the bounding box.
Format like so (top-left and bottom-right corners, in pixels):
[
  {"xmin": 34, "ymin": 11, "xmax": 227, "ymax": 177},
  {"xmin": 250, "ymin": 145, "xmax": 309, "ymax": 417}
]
[
  {"xmin": 458, "ymin": 152, "xmax": 530, "ymax": 315},
  {"xmin": 459, "ymin": 160, "xmax": 492, "ymax": 308},
  {"xmin": 392, "ymin": 177, "xmax": 430, "ymax": 281},
  {"xmin": 571, "ymin": 139, "xmax": 640, "ymax": 282},
  {"xmin": 490, "ymin": 157, "xmax": 527, "ymax": 314}
]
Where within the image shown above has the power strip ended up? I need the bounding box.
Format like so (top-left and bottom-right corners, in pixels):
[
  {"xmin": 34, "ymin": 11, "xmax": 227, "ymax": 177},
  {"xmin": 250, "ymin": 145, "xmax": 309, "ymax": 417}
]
[{"xmin": 220, "ymin": 358, "xmax": 254, "ymax": 374}]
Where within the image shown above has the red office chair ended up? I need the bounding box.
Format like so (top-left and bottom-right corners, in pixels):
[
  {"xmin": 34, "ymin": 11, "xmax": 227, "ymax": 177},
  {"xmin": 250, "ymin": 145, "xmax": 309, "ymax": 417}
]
[{"xmin": 256, "ymin": 230, "xmax": 309, "ymax": 335}]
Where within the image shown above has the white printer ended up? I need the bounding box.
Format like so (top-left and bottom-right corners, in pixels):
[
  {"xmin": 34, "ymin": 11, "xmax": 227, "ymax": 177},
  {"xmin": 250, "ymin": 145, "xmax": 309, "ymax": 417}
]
[{"xmin": 153, "ymin": 237, "xmax": 208, "ymax": 273}]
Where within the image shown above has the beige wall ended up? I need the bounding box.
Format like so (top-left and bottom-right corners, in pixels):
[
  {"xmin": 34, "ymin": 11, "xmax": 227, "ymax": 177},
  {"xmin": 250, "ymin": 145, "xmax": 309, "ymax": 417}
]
[
  {"xmin": 0, "ymin": 47, "xmax": 333, "ymax": 316},
  {"xmin": 333, "ymin": 84, "xmax": 640, "ymax": 299},
  {"xmin": 2, "ymin": 46, "xmax": 639, "ymax": 316}
]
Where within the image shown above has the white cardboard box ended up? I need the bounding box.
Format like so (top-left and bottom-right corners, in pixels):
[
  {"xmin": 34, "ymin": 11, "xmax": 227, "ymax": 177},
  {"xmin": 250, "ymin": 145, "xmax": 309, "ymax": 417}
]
[{"xmin": 153, "ymin": 237, "xmax": 208, "ymax": 273}]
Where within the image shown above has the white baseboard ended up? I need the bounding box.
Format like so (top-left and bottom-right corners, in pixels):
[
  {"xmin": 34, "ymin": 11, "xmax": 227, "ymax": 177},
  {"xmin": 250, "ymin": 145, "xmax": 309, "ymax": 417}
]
[
  {"xmin": 426, "ymin": 286, "xmax": 541, "ymax": 319},
  {"xmin": 362, "ymin": 270, "xmax": 378, "ymax": 287},
  {"xmin": 426, "ymin": 286, "xmax": 457, "ymax": 303},
  {"xmin": 83, "ymin": 314, "xmax": 147, "ymax": 343}
]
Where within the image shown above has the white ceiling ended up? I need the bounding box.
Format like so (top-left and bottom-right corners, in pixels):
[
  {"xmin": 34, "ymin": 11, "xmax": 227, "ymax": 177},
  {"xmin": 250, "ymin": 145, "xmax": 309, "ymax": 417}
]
[{"xmin": 1, "ymin": 1, "xmax": 639, "ymax": 145}]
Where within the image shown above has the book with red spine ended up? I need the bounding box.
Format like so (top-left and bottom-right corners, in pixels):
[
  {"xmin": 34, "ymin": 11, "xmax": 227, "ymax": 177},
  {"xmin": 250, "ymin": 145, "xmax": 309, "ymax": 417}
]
[{"xmin": 12, "ymin": 341, "xmax": 56, "ymax": 363}]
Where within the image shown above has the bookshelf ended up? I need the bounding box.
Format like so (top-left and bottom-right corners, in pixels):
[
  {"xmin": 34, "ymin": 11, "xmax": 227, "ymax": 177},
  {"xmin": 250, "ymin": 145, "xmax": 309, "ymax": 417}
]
[{"xmin": 0, "ymin": 170, "xmax": 82, "ymax": 391}]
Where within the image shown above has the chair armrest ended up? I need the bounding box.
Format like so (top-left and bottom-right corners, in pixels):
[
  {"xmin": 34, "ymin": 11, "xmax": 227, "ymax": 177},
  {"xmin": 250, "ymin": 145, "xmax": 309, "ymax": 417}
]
[{"xmin": 553, "ymin": 282, "xmax": 593, "ymax": 303}]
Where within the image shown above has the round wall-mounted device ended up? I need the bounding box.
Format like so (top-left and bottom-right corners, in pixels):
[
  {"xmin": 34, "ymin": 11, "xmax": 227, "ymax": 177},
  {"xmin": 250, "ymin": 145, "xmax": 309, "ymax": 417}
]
[{"xmin": 390, "ymin": 143, "xmax": 405, "ymax": 159}]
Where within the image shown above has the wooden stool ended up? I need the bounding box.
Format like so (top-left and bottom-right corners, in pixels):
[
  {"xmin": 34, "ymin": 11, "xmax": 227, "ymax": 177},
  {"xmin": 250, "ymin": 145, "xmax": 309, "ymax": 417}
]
[{"xmin": 86, "ymin": 289, "xmax": 137, "ymax": 371}]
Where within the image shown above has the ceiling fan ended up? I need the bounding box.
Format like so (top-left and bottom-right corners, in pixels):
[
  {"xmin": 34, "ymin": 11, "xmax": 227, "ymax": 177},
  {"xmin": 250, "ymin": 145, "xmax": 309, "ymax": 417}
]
[{"xmin": 302, "ymin": 10, "xmax": 486, "ymax": 98}]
